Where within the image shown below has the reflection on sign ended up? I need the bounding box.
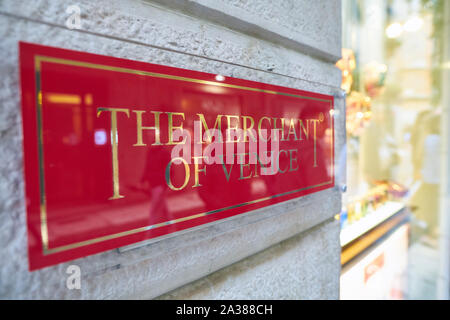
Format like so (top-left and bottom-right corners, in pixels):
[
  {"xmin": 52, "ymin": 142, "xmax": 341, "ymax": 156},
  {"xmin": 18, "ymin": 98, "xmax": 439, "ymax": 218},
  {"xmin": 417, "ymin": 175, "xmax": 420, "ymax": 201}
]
[{"xmin": 19, "ymin": 42, "xmax": 334, "ymax": 270}]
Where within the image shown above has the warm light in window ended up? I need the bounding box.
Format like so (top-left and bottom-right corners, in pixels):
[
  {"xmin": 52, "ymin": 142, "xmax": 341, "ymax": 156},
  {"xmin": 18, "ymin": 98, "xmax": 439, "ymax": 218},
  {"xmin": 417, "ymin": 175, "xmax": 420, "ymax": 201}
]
[
  {"xmin": 386, "ymin": 22, "xmax": 403, "ymax": 38},
  {"xmin": 403, "ymin": 16, "xmax": 423, "ymax": 32}
]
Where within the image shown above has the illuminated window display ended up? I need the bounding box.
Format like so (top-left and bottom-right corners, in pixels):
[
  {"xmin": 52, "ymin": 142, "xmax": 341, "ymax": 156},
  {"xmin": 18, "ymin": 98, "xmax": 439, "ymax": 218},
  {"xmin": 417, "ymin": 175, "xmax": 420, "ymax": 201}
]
[{"xmin": 339, "ymin": 0, "xmax": 448, "ymax": 299}]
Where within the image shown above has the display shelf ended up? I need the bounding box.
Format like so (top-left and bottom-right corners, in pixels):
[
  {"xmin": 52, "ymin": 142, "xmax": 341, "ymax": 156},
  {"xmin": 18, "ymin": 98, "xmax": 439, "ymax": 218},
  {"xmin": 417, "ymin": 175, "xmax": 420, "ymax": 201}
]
[{"xmin": 340, "ymin": 201, "xmax": 406, "ymax": 247}]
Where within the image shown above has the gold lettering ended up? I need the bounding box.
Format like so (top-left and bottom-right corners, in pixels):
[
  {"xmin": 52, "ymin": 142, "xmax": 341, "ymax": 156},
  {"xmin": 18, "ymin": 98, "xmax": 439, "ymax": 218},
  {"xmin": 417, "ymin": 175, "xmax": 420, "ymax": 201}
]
[
  {"xmin": 226, "ymin": 115, "xmax": 241, "ymax": 142},
  {"xmin": 258, "ymin": 116, "xmax": 272, "ymax": 142},
  {"xmin": 133, "ymin": 110, "xmax": 162, "ymax": 146},
  {"xmin": 310, "ymin": 119, "xmax": 320, "ymax": 167},
  {"xmin": 252, "ymin": 151, "xmax": 272, "ymax": 177},
  {"xmin": 167, "ymin": 112, "xmax": 186, "ymax": 145},
  {"xmin": 277, "ymin": 149, "xmax": 289, "ymax": 173},
  {"xmin": 288, "ymin": 149, "xmax": 299, "ymax": 172},
  {"xmin": 287, "ymin": 118, "xmax": 298, "ymax": 141},
  {"xmin": 97, "ymin": 107, "xmax": 130, "ymax": 200},
  {"xmin": 197, "ymin": 113, "xmax": 223, "ymax": 143},
  {"xmin": 220, "ymin": 154, "xmax": 234, "ymax": 182},
  {"xmin": 299, "ymin": 119, "xmax": 309, "ymax": 140},
  {"xmin": 272, "ymin": 117, "xmax": 285, "ymax": 141},
  {"xmin": 237, "ymin": 153, "xmax": 252, "ymax": 180},
  {"xmin": 242, "ymin": 115, "xmax": 256, "ymax": 142},
  {"xmin": 165, "ymin": 157, "xmax": 190, "ymax": 190},
  {"xmin": 192, "ymin": 156, "xmax": 206, "ymax": 188}
]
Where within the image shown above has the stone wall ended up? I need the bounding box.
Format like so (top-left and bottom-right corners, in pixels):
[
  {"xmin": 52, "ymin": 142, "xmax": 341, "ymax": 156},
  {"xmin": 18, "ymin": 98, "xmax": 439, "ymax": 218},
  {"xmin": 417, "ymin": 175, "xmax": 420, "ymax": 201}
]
[{"xmin": 0, "ymin": 0, "xmax": 344, "ymax": 299}]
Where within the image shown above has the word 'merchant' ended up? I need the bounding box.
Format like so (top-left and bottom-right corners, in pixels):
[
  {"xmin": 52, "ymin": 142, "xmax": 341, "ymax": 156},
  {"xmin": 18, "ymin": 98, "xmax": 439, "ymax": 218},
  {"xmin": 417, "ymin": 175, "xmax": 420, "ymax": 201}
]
[{"xmin": 96, "ymin": 108, "xmax": 324, "ymax": 199}]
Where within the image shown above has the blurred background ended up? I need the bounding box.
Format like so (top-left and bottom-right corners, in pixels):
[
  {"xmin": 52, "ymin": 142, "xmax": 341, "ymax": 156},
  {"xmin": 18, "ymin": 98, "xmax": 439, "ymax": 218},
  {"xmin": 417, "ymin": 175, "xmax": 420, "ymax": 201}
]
[{"xmin": 338, "ymin": 0, "xmax": 450, "ymax": 299}]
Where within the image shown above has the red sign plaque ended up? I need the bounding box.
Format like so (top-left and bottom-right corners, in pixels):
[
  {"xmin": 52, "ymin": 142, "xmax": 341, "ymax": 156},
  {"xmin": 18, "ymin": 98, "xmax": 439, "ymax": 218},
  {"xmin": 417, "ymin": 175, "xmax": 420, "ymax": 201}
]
[{"xmin": 19, "ymin": 42, "xmax": 334, "ymax": 270}]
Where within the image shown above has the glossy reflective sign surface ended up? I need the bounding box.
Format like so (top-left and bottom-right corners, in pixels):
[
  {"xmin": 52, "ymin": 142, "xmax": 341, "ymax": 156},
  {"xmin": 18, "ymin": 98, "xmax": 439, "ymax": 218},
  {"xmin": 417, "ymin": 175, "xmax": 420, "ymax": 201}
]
[{"xmin": 19, "ymin": 42, "xmax": 334, "ymax": 270}]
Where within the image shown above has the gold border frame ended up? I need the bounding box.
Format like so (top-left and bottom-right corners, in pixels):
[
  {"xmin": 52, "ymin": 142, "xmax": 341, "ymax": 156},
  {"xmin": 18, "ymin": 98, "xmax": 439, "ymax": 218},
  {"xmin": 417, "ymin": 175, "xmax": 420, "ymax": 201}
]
[{"xmin": 34, "ymin": 55, "xmax": 334, "ymax": 255}]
